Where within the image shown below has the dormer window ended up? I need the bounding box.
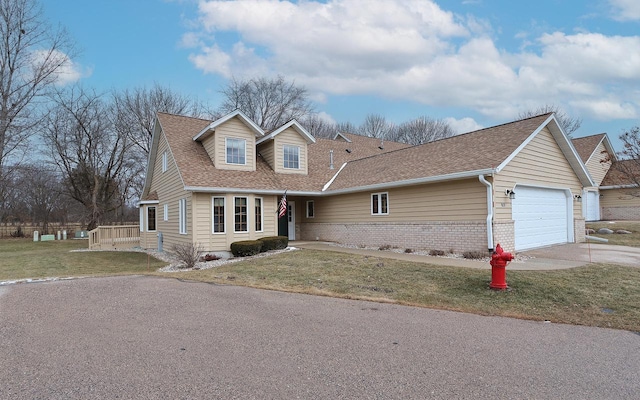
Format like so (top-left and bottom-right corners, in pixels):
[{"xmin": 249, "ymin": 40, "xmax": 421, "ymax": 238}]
[
  {"xmin": 283, "ymin": 145, "xmax": 300, "ymax": 169},
  {"xmin": 226, "ymin": 138, "xmax": 246, "ymax": 165}
]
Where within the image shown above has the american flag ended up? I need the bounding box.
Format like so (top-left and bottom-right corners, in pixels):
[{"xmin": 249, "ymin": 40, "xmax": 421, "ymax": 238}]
[{"xmin": 278, "ymin": 191, "xmax": 287, "ymax": 218}]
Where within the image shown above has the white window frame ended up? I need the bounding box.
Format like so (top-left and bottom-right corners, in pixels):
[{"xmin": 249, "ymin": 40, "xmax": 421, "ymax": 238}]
[
  {"xmin": 162, "ymin": 151, "xmax": 167, "ymax": 173},
  {"xmin": 179, "ymin": 198, "xmax": 187, "ymax": 235},
  {"xmin": 212, "ymin": 196, "xmax": 226, "ymax": 234},
  {"xmin": 225, "ymin": 137, "xmax": 246, "ymax": 165},
  {"xmin": 255, "ymin": 197, "xmax": 264, "ymax": 232},
  {"xmin": 234, "ymin": 196, "xmax": 249, "ymax": 233},
  {"xmin": 163, "ymin": 204, "xmax": 168, "ymax": 221},
  {"xmin": 306, "ymin": 200, "xmax": 314, "ymax": 218},
  {"xmin": 371, "ymin": 192, "xmax": 389, "ymax": 215},
  {"xmin": 139, "ymin": 207, "xmax": 144, "ymax": 232},
  {"xmin": 147, "ymin": 206, "xmax": 157, "ymax": 232},
  {"xmin": 283, "ymin": 144, "xmax": 300, "ymax": 169}
]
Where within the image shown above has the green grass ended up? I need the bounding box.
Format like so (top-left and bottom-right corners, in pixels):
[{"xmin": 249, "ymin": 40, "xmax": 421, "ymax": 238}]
[
  {"xmin": 3, "ymin": 239, "xmax": 639, "ymax": 332},
  {"xmin": 169, "ymin": 249, "xmax": 640, "ymax": 332},
  {"xmin": 0, "ymin": 238, "xmax": 167, "ymax": 280},
  {"xmin": 586, "ymin": 221, "xmax": 640, "ymax": 247}
]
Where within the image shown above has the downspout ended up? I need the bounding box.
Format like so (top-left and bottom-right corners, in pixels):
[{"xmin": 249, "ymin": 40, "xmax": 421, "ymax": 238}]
[{"xmin": 478, "ymin": 175, "xmax": 494, "ymax": 251}]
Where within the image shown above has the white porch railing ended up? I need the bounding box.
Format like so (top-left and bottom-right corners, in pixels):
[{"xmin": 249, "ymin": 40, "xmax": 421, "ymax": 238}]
[{"xmin": 88, "ymin": 225, "xmax": 140, "ymax": 250}]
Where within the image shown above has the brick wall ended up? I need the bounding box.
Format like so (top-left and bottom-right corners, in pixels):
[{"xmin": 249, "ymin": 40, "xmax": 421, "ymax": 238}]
[
  {"xmin": 602, "ymin": 207, "xmax": 640, "ymax": 221},
  {"xmin": 574, "ymin": 217, "xmax": 586, "ymax": 243},
  {"xmin": 300, "ymin": 221, "xmax": 488, "ymax": 253},
  {"xmin": 493, "ymin": 220, "xmax": 515, "ymax": 253}
]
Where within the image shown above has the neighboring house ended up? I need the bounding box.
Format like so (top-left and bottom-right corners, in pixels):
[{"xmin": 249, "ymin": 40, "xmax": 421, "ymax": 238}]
[
  {"xmin": 599, "ymin": 159, "xmax": 640, "ymax": 220},
  {"xmin": 572, "ymin": 133, "xmax": 640, "ymax": 221},
  {"xmin": 138, "ymin": 111, "xmax": 594, "ymax": 253},
  {"xmin": 571, "ymin": 133, "xmax": 617, "ymax": 221}
]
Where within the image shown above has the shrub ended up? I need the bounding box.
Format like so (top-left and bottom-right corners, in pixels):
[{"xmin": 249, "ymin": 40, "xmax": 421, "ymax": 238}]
[
  {"xmin": 379, "ymin": 244, "xmax": 392, "ymax": 251},
  {"xmin": 404, "ymin": 248, "xmax": 414, "ymax": 253},
  {"xmin": 429, "ymin": 249, "xmax": 445, "ymax": 256},
  {"xmin": 172, "ymin": 242, "xmax": 204, "ymax": 269},
  {"xmin": 10, "ymin": 226, "xmax": 25, "ymax": 238},
  {"xmin": 230, "ymin": 240, "xmax": 263, "ymax": 257},
  {"xmin": 463, "ymin": 250, "xmax": 487, "ymax": 260},
  {"xmin": 258, "ymin": 236, "xmax": 288, "ymax": 252}
]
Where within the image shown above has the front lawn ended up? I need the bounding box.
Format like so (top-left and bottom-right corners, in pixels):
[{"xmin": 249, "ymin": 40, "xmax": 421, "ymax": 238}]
[
  {"xmin": 586, "ymin": 221, "xmax": 640, "ymax": 247},
  {"xmin": 168, "ymin": 249, "xmax": 640, "ymax": 332},
  {"xmin": 0, "ymin": 239, "xmax": 167, "ymax": 281}
]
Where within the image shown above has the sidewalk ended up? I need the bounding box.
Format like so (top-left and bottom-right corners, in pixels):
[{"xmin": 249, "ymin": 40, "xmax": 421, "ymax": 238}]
[{"xmin": 292, "ymin": 241, "xmax": 587, "ymax": 271}]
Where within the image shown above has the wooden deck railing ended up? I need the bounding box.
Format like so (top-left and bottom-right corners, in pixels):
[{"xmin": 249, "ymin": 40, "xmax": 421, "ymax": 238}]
[{"xmin": 88, "ymin": 225, "xmax": 140, "ymax": 250}]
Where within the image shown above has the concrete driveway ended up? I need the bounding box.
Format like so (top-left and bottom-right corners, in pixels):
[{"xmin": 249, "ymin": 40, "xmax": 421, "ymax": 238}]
[
  {"xmin": 1, "ymin": 276, "xmax": 639, "ymax": 399},
  {"xmin": 522, "ymin": 243, "xmax": 640, "ymax": 267}
]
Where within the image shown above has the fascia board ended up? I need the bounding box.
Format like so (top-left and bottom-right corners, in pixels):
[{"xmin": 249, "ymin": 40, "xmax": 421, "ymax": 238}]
[
  {"xmin": 193, "ymin": 110, "xmax": 264, "ymax": 141},
  {"xmin": 256, "ymin": 120, "xmax": 316, "ymax": 145}
]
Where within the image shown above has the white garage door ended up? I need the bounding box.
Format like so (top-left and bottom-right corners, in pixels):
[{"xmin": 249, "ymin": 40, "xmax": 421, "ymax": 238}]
[
  {"xmin": 512, "ymin": 186, "xmax": 570, "ymax": 251},
  {"xmin": 583, "ymin": 191, "xmax": 600, "ymax": 221}
]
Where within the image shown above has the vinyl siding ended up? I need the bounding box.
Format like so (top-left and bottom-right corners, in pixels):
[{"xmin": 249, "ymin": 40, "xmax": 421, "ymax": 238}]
[
  {"xmin": 257, "ymin": 141, "xmax": 275, "ymax": 170},
  {"xmin": 214, "ymin": 117, "xmax": 256, "ymax": 171},
  {"xmin": 201, "ymin": 134, "xmax": 216, "ymax": 167},
  {"xmin": 303, "ymin": 179, "xmax": 487, "ymax": 224},
  {"xmin": 192, "ymin": 192, "xmax": 278, "ymax": 251},
  {"xmin": 601, "ymin": 188, "xmax": 640, "ymax": 207},
  {"xmin": 585, "ymin": 141, "xmax": 611, "ymax": 187},
  {"xmin": 146, "ymin": 130, "xmax": 192, "ymax": 249},
  {"xmin": 494, "ymin": 127, "xmax": 583, "ymax": 220},
  {"xmin": 274, "ymin": 128, "xmax": 308, "ymax": 174}
]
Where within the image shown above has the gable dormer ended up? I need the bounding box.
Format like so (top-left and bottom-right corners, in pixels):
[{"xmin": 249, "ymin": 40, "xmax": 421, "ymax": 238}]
[
  {"xmin": 572, "ymin": 133, "xmax": 617, "ymax": 187},
  {"xmin": 257, "ymin": 120, "xmax": 316, "ymax": 175},
  {"xmin": 193, "ymin": 110, "xmax": 264, "ymax": 171}
]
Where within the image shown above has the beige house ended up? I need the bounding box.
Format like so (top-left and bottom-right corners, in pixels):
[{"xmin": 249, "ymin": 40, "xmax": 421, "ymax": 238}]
[
  {"xmin": 138, "ymin": 111, "xmax": 594, "ymax": 253},
  {"xmin": 572, "ymin": 133, "xmax": 616, "ymax": 221},
  {"xmin": 572, "ymin": 133, "xmax": 640, "ymax": 221}
]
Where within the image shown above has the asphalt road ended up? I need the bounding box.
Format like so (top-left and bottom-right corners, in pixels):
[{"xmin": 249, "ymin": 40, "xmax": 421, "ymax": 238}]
[{"xmin": 1, "ymin": 276, "xmax": 639, "ymax": 399}]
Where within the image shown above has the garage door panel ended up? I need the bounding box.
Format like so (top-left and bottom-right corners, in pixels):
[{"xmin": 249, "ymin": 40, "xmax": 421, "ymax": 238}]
[
  {"xmin": 584, "ymin": 191, "xmax": 600, "ymax": 221},
  {"xmin": 513, "ymin": 186, "xmax": 570, "ymax": 251}
]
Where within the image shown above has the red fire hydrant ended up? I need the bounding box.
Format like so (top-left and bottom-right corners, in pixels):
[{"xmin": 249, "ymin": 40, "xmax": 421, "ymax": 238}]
[{"xmin": 489, "ymin": 244, "xmax": 514, "ymax": 290}]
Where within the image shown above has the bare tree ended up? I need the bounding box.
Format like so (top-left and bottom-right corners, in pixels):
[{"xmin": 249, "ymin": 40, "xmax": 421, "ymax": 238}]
[
  {"xmin": 518, "ymin": 105, "xmax": 582, "ymax": 135},
  {"xmin": 112, "ymin": 83, "xmax": 214, "ymax": 158},
  {"xmin": 607, "ymin": 126, "xmax": 640, "ymax": 197},
  {"xmin": 0, "ymin": 0, "xmax": 75, "ymax": 203},
  {"xmin": 300, "ymin": 114, "xmax": 336, "ymax": 138},
  {"xmin": 44, "ymin": 87, "xmax": 135, "ymax": 230},
  {"xmin": 219, "ymin": 75, "xmax": 314, "ymax": 131},
  {"xmin": 358, "ymin": 114, "xmax": 396, "ymax": 139},
  {"xmin": 17, "ymin": 164, "xmax": 63, "ymax": 232},
  {"xmin": 392, "ymin": 116, "xmax": 455, "ymax": 145}
]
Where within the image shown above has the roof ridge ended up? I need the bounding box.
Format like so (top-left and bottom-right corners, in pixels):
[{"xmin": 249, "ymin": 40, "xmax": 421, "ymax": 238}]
[
  {"xmin": 157, "ymin": 111, "xmax": 213, "ymax": 123},
  {"xmin": 337, "ymin": 113, "xmax": 553, "ymax": 165}
]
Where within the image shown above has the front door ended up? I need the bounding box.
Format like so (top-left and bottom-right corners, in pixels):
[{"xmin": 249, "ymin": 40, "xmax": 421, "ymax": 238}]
[{"xmin": 288, "ymin": 201, "xmax": 295, "ymax": 240}]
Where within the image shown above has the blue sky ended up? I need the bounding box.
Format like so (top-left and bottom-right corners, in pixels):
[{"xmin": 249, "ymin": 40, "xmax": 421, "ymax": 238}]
[{"xmin": 43, "ymin": 0, "xmax": 640, "ymax": 151}]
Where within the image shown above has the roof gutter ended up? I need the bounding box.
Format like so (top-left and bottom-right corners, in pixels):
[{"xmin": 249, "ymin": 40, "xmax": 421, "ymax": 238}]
[
  {"xmin": 182, "ymin": 168, "xmax": 496, "ymax": 197},
  {"xmin": 599, "ymin": 184, "xmax": 639, "ymax": 190},
  {"xmin": 478, "ymin": 174, "xmax": 494, "ymax": 251}
]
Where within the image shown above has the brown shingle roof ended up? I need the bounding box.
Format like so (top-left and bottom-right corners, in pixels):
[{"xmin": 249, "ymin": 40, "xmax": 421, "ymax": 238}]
[
  {"xmin": 572, "ymin": 133, "xmax": 606, "ymax": 163},
  {"xmin": 156, "ymin": 113, "xmax": 409, "ymax": 193},
  {"xmin": 326, "ymin": 113, "xmax": 553, "ymax": 191},
  {"xmin": 601, "ymin": 159, "xmax": 640, "ymax": 187}
]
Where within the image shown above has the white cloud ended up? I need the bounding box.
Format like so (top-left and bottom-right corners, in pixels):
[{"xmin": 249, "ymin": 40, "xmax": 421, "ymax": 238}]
[
  {"xmin": 32, "ymin": 49, "xmax": 87, "ymax": 86},
  {"xmin": 316, "ymin": 111, "xmax": 337, "ymax": 125},
  {"xmin": 444, "ymin": 117, "xmax": 483, "ymax": 134},
  {"xmin": 609, "ymin": 0, "xmax": 640, "ymax": 21},
  {"xmin": 186, "ymin": 0, "xmax": 640, "ymax": 122}
]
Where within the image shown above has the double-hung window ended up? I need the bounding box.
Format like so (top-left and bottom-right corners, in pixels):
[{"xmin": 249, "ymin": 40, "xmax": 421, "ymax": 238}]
[
  {"xmin": 234, "ymin": 197, "xmax": 248, "ymax": 232},
  {"xmin": 371, "ymin": 192, "xmax": 389, "ymax": 215},
  {"xmin": 255, "ymin": 198, "xmax": 263, "ymax": 232},
  {"xmin": 212, "ymin": 197, "xmax": 225, "ymax": 233},
  {"xmin": 226, "ymin": 138, "xmax": 246, "ymax": 165},
  {"xmin": 283, "ymin": 145, "xmax": 300, "ymax": 169},
  {"xmin": 179, "ymin": 198, "xmax": 187, "ymax": 234}
]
